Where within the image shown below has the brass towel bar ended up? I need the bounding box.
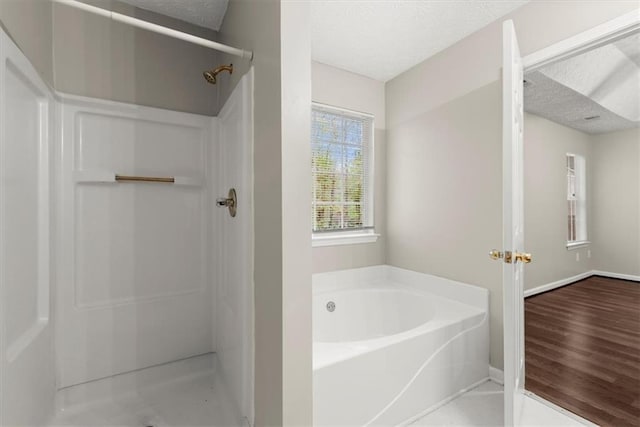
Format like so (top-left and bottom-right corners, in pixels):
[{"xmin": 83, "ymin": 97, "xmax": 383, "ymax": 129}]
[{"xmin": 115, "ymin": 174, "xmax": 175, "ymax": 183}]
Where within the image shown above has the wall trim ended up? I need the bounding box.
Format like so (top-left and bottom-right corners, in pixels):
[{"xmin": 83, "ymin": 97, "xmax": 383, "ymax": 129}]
[
  {"xmin": 524, "ymin": 271, "xmax": 593, "ymax": 297},
  {"xmin": 489, "ymin": 366, "xmax": 504, "ymax": 385},
  {"xmin": 522, "ymin": 9, "xmax": 640, "ymax": 72},
  {"xmin": 526, "ymin": 270, "xmax": 640, "ymax": 298},
  {"xmin": 592, "ymin": 270, "xmax": 640, "ymax": 282},
  {"xmin": 312, "ymin": 232, "xmax": 380, "ymax": 247}
]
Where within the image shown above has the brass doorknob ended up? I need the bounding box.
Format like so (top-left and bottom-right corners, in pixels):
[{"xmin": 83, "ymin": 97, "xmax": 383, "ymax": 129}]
[
  {"xmin": 515, "ymin": 252, "xmax": 532, "ymax": 263},
  {"xmin": 489, "ymin": 250, "xmax": 503, "ymax": 260}
]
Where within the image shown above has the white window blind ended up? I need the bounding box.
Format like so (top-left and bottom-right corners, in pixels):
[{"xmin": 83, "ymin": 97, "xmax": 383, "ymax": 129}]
[
  {"xmin": 311, "ymin": 103, "xmax": 374, "ymax": 233},
  {"xmin": 567, "ymin": 153, "xmax": 587, "ymax": 243}
]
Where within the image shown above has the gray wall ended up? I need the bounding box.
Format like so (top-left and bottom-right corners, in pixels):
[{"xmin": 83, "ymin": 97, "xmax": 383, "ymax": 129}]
[
  {"xmin": 0, "ymin": 0, "xmax": 221, "ymax": 116},
  {"xmin": 524, "ymin": 113, "xmax": 594, "ymax": 290},
  {"xmin": 592, "ymin": 128, "xmax": 640, "ymax": 276},
  {"xmin": 217, "ymin": 1, "xmax": 313, "ymax": 425},
  {"xmin": 0, "ymin": 0, "xmax": 54, "ymax": 85},
  {"xmin": 311, "ymin": 61, "xmax": 387, "ymax": 273},
  {"xmin": 386, "ymin": 80, "xmax": 503, "ymax": 367},
  {"xmin": 52, "ymin": 0, "xmax": 220, "ymax": 115},
  {"xmin": 385, "ymin": 1, "xmax": 639, "ymax": 370},
  {"xmin": 281, "ymin": 3, "xmax": 313, "ymax": 425},
  {"xmin": 217, "ymin": 2, "xmax": 283, "ymax": 424},
  {"xmin": 524, "ymin": 117, "xmax": 639, "ymax": 287}
]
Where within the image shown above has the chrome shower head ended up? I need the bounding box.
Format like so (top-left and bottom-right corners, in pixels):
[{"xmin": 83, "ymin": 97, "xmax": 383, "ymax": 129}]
[{"xmin": 203, "ymin": 64, "xmax": 233, "ymax": 85}]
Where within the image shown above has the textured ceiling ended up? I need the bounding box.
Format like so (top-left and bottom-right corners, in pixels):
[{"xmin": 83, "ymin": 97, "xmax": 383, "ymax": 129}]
[
  {"xmin": 525, "ymin": 32, "xmax": 640, "ymax": 135},
  {"xmin": 310, "ymin": 0, "xmax": 529, "ymax": 81},
  {"xmin": 118, "ymin": 0, "xmax": 229, "ymax": 31},
  {"xmin": 524, "ymin": 72, "xmax": 637, "ymax": 134}
]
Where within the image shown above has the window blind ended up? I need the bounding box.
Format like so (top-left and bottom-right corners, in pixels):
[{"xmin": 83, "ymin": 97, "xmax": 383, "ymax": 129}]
[
  {"xmin": 567, "ymin": 154, "xmax": 577, "ymax": 241},
  {"xmin": 311, "ymin": 104, "xmax": 374, "ymax": 232},
  {"xmin": 567, "ymin": 153, "xmax": 587, "ymax": 242}
]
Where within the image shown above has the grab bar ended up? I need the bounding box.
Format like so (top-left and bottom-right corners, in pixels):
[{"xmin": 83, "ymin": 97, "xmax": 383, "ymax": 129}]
[
  {"xmin": 115, "ymin": 174, "xmax": 175, "ymax": 183},
  {"xmin": 73, "ymin": 171, "xmax": 201, "ymax": 186}
]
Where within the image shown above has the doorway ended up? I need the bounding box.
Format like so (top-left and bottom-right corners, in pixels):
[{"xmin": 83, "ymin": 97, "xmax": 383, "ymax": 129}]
[
  {"xmin": 502, "ymin": 9, "xmax": 640, "ymax": 427},
  {"xmin": 522, "ymin": 28, "xmax": 640, "ymax": 426},
  {"xmin": 523, "ymin": 10, "xmax": 640, "ymax": 425}
]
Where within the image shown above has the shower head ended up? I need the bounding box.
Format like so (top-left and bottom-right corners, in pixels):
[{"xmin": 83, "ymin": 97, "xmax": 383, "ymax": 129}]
[
  {"xmin": 203, "ymin": 64, "xmax": 233, "ymax": 85},
  {"xmin": 203, "ymin": 71, "xmax": 216, "ymax": 84}
]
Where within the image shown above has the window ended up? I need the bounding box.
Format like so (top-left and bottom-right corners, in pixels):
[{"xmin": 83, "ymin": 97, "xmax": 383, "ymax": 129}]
[
  {"xmin": 566, "ymin": 153, "xmax": 588, "ymax": 247},
  {"xmin": 311, "ymin": 103, "xmax": 376, "ymax": 245}
]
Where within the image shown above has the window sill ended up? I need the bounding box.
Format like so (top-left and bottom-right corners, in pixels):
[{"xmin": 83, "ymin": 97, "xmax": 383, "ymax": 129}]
[
  {"xmin": 566, "ymin": 241, "xmax": 590, "ymax": 250},
  {"xmin": 312, "ymin": 231, "xmax": 380, "ymax": 247}
]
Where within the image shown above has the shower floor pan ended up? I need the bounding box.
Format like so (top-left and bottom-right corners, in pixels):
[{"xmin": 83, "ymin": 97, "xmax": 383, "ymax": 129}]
[{"xmin": 49, "ymin": 354, "xmax": 239, "ymax": 427}]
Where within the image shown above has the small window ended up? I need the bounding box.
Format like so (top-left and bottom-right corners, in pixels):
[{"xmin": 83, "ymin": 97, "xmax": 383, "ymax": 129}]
[
  {"xmin": 567, "ymin": 153, "xmax": 587, "ymax": 246},
  {"xmin": 311, "ymin": 103, "xmax": 375, "ymax": 241}
]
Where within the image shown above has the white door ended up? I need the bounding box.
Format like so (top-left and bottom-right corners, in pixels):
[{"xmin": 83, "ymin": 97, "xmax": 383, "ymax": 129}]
[{"xmin": 502, "ymin": 19, "xmax": 528, "ymax": 427}]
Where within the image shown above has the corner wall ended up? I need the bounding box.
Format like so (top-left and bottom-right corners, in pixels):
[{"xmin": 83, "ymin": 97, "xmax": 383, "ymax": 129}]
[
  {"xmin": 386, "ymin": 80, "xmax": 503, "ymax": 368},
  {"xmin": 217, "ymin": 1, "xmax": 313, "ymax": 425},
  {"xmin": 385, "ymin": 1, "xmax": 639, "ymax": 370},
  {"xmin": 311, "ymin": 62, "xmax": 387, "ymax": 273},
  {"xmin": 592, "ymin": 128, "xmax": 640, "ymax": 276},
  {"xmin": 217, "ymin": 1, "xmax": 284, "ymax": 423},
  {"xmin": 524, "ymin": 113, "xmax": 594, "ymax": 290},
  {"xmin": 524, "ymin": 117, "xmax": 640, "ymax": 289}
]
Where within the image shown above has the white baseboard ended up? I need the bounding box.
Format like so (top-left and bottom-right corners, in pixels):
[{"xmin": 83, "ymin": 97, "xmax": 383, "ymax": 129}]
[
  {"xmin": 592, "ymin": 270, "xmax": 640, "ymax": 282},
  {"xmin": 524, "ymin": 271, "xmax": 593, "ymax": 297},
  {"xmin": 525, "ymin": 270, "xmax": 640, "ymax": 298},
  {"xmin": 489, "ymin": 366, "xmax": 504, "ymax": 385}
]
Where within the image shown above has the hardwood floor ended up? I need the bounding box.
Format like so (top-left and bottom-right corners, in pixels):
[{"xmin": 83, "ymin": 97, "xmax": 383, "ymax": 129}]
[{"xmin": 525, "ymin": 276, "xmax": 640, "ymax": 427}]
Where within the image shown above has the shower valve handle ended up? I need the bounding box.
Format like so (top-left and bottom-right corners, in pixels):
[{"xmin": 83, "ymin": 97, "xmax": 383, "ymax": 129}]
[
  {"xmin": 216, "ymin": 198, "xmax": 234, "ymax": 207},
  {"xmin": 216, "ymin": 188, "xmax": 237, "ymax": 218}
]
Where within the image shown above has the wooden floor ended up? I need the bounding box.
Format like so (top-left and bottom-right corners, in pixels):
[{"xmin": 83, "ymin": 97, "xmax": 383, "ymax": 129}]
[{"xmin": 525, "ymin": 276, "xmax": 640, "ymax": 427}]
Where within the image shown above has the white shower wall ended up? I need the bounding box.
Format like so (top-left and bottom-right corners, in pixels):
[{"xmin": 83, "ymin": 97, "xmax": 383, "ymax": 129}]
[
  {"xmin": 0, "ymin": 26, "xmax": 56, "ymax": 427},
  {"xmin": 56, "ymin": 95, "xmax": 215, "ymax": 388},
  {"xmin": 0, "ymin": 24, "xmax": 254, "ymax": 425},
  {"xmin": 215, "ymin": 69, "xmax": 255, "ymax": 425}
]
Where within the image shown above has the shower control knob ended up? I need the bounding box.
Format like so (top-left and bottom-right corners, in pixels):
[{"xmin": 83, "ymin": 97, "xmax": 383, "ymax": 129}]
[
  {"xmin": 216, "ymin": 198, "xmax": 234, "ymax": 207},
  {"xmin": 216, "ymin": 188, "xmax": 237, "ymax": 218}
]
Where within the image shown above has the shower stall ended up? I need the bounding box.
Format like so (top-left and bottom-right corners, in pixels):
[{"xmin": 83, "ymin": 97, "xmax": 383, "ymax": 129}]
[{"xmin": 0, "ymin": 1, "xmax": 255, "ymax": 425}]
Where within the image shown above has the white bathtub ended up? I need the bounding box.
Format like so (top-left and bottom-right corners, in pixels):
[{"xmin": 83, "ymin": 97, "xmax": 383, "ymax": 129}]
[{"xmin": 313, "ymin": 265, "xmax": 489, "ymax": 426}]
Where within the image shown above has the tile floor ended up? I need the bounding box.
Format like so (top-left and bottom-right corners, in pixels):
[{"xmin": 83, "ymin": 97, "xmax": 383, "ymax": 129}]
[
  {"xmin": 410, "ymin": 381, "xmax": 504, "ymax": 426},
  {"xmin": 411, "ymin": 380, "xmax": 590, "ymax": 427}
]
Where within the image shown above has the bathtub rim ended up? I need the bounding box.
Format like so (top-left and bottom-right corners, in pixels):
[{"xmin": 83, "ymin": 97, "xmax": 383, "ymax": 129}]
[
  {"xmin": 313, "ymin": 265, "xmax": 489, "ymax": 370},
  {"xmin": 313, "ymin": 265, "xmax": 489, "ymax": 312},
  {"xmin": 313, "ymin": 285, "xmax": 439, "ymax": 344}
]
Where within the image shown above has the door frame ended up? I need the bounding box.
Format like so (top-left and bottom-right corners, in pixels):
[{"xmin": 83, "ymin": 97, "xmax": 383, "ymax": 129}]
[{"xmin": 516, "ymin": 7, "xmax": 639, "ymax": 424}]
